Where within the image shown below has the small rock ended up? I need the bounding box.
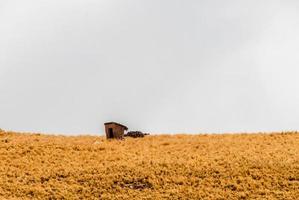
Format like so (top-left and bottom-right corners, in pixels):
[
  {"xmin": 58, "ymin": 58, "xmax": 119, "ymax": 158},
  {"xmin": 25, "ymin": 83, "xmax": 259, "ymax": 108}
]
[{"xmin": 93, "ymin": 140, "xmax": 101, "ymax": 145}]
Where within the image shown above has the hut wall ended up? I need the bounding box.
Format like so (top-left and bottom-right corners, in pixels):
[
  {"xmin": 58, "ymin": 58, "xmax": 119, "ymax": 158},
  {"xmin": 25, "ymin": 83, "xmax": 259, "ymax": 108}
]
[{"xmin": 105, "ymin": 124, "xmax": 125, "ymax": 139}]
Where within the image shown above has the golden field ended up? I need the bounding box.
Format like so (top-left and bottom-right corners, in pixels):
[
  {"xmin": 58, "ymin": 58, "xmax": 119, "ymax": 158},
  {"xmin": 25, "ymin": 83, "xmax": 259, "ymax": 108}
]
[{"xmin": 0, "ymin": 130, "xmax": 298, "ymax": 200}]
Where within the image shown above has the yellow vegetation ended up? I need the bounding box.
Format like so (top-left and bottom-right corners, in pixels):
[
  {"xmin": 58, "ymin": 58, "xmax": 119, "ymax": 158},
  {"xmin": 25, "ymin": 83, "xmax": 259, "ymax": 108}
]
[{"xmin": 0, "ymin": 130, "xmax": 298, "ymax": 199}]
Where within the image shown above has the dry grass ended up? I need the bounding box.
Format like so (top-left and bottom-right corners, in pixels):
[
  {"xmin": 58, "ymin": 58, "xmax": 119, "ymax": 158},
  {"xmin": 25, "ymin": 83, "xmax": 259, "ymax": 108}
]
[{"xmin": 0, "ymin": 130, "xmax": 298, "ymax": 199}]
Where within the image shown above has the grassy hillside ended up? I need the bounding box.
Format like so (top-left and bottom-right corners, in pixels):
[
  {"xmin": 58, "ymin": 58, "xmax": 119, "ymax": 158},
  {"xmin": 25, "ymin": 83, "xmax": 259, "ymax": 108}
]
[{"xmin": 0, "ymin": 130, "xmax": 298, "ymax": 199}]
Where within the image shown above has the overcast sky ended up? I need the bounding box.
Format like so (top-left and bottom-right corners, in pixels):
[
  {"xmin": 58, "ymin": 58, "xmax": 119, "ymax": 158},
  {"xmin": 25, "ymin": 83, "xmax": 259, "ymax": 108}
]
[{"xmin": 1, "ymin": 0, "xmax": 299, "ymax": 135}]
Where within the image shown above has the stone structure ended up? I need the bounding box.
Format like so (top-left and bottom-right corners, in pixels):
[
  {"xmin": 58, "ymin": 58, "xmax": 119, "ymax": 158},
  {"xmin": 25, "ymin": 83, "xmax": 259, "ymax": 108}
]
[{"xmin": 104, "ymin": 122, "xmax": 128, "ymax": 139}]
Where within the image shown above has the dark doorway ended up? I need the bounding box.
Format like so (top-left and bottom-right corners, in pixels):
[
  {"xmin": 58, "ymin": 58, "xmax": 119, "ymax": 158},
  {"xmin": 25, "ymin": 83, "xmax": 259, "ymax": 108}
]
[{"xmin": 108, "ymin": 128, "xmax": 114, "ymax": 138}]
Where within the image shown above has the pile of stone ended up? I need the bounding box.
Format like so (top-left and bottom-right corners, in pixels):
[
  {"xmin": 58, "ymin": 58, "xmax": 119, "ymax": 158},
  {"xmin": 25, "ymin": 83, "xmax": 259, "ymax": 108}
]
[{"xmin": 124, "ymin": 131, "xmax": 149, "ymax": 138}]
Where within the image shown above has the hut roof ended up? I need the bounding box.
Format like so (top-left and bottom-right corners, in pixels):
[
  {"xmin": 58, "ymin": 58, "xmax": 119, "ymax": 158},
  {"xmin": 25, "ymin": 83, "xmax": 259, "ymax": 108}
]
[{"xmin": 104, "ymin": 122, "xmax": 128, "ymax": 130}]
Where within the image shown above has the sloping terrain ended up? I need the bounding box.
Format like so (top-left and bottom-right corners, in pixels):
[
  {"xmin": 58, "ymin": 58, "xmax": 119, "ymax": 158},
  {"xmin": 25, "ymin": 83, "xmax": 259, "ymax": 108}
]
[{"xmin": 0, "ymin": 130, "xmax": 298, "ymax": 199}]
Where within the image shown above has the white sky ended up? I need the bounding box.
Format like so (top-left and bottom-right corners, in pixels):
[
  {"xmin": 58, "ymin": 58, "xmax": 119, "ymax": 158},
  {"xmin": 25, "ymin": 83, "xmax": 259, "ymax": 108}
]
[{"xmin": 1, "ymin": 0, "xmax": 299, "ymax": 135}]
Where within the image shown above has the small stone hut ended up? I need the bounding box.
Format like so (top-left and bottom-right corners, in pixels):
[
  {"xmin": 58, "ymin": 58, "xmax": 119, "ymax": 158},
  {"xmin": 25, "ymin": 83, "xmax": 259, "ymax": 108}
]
[{"xmin": 104, "ymin": 122, "xmax": 128, "ymax": 139}]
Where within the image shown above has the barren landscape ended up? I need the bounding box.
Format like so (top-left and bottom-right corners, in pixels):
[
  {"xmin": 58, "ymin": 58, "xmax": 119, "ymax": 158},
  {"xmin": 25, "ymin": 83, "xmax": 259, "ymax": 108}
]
[{"xmin": 0, "ymin": 130, "xmax": 298, "ymax": 199}]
